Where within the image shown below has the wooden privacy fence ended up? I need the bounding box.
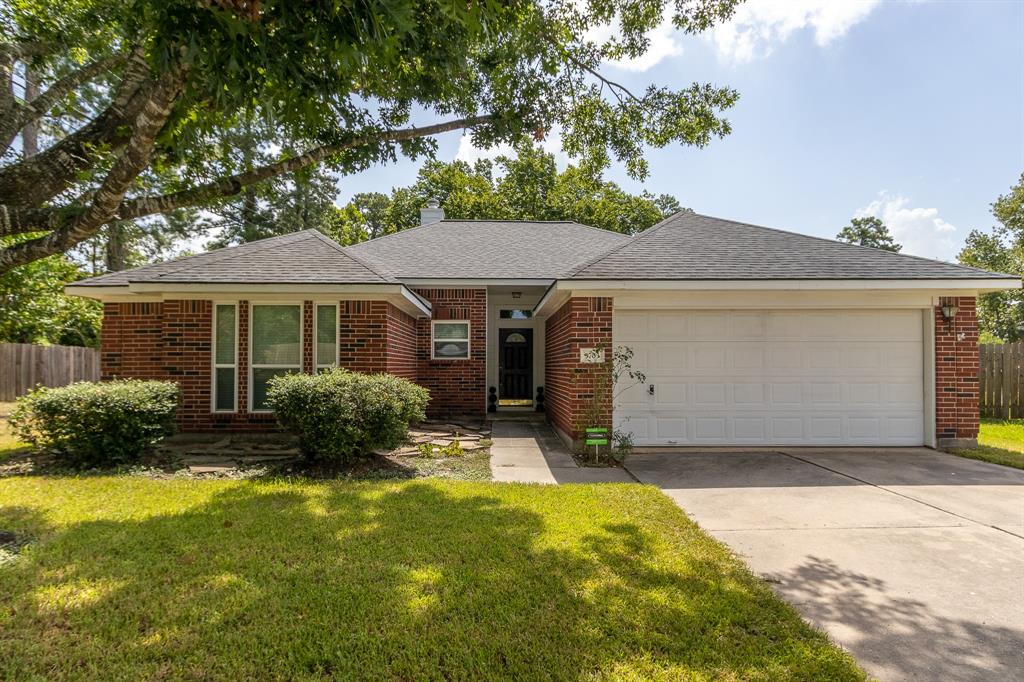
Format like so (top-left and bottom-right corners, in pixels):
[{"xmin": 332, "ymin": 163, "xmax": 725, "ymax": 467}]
[
  {"xmin": 0, "ymin": 343, "xmax": 100, "ymax": 401},
  {"xmin": 979, "ymin": 342, "xmax": 1024, "ymax": 418}
]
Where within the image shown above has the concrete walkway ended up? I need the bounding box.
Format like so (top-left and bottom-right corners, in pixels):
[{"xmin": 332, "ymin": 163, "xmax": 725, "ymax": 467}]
[
  {"xmin": 489, "ymin": 420, "xmax": 634, "ymax": 483},
  {"xmin": 625, "ymin": 448, "xmax": 1024, "ymax": 681}
]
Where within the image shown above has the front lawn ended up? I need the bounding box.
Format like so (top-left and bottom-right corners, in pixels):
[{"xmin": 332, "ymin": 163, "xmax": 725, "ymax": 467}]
[
  {"xmin": 0, "ymin": 478, "xmax": 865, "ymax": 680},
  {"xmin": 952, "ymin": 419, "xmax": 1024, "ymax": 470},
  {"xmin": 0, "ymin": 402, "xmax": 27, "ymax": 461}
]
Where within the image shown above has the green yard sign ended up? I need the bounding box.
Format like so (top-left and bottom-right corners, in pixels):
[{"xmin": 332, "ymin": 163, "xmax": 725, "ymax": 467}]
[{"xmin": 585, "ymin": 427, "xmax": 608, "ymax": 447}]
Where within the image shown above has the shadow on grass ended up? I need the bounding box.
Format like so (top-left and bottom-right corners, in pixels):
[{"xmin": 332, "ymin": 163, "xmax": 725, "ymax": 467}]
[
  {"xmin": 0, "ymin": 481, "xmax": 863, "ymax": 680},
  {"xmin": 952, "ymin": 445, "xmax": 1024, "ymax": 471},
  {"xmin": 765, "ymin": 556, "xmax": 1024, "ymax": 681}
]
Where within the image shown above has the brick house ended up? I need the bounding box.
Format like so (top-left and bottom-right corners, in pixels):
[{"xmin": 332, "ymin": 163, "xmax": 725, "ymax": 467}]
[{"xmin": 68, "ymin": 210, "xmax": 1019, "ymax": 449}]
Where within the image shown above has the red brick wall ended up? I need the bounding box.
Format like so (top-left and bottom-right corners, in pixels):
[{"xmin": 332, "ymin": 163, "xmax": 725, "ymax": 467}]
[
  {"xmin": 100, "ymin": 298, "xmax": 436, "ymax": 431},
  {"xmin": 338, "ymin": 301, "xmax": 388, "ymax": 373},
  {"xmin": 101, "ymin": 302, "xmax": 164, "ymax": 380},
  {"xmin": 302, "ymin": 301, "xmax": 315, "ymax": 374},
  {"xmin": 386, "ymin": 304, "xmax": 418, "ymax": 381},
  {"xmin": 935, "ymin": 297, "xmax": 979, "ymax": 446},
  {"xmin": 414, "ymin": 288, "xmax": 487, "ymax": 417},
  {"xmin": 544, "ymin": 297, "xmax": 613, "ymax": 441}
]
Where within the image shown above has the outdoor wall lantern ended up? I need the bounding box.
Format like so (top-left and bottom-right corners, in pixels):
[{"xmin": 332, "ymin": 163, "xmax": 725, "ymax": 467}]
[{"xmin": 941, "ymin": 301, "xmax": 959, "ymax": 322}]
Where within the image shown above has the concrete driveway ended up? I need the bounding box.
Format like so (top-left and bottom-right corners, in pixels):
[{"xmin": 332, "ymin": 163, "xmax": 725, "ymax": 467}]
[{"xmin": 625, "ymin": 448, "xmax": 1024, "ymax": 681}]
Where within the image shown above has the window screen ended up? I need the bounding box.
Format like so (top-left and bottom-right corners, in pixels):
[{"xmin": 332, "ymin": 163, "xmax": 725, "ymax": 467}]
[
  {"xmin": 251, "ymin": 304, "xmax": 302, "ymax": 410},
  {"xmin": 213, "ymin": 304, "xmax": 237, "ymax": 411},
  {"xmin": 432, "ymin": 321, "xmax": 470, "ymax": 359},
  {"xmin": 316, "ymin": 304, "xmax": 337, "ymax": 368}
]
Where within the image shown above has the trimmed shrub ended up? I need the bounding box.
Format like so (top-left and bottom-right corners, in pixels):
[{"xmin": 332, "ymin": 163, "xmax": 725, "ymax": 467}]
[
  {"xmin": 266, "ymin": 369, "xmax": 429, "ymax": 462},
  {"xmin": 10, "ymin": 380, "xmax": 179, "ymax": 468}
]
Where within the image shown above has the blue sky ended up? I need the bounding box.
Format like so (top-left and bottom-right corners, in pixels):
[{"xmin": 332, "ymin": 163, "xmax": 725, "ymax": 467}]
[{"xmin": 336, "ymin": 0, "xmax": 1023, "ymax": 263}]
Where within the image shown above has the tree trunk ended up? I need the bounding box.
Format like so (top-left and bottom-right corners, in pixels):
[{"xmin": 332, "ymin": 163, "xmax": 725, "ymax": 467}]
[
  {"xmin": 241, "ymin": 187, "xmax": 259, "ymax": 242},
  {"xmin": 104, "ymin": 222, "xmax": 127, "ymax": 272},
  {"xmin": 21, "ymin": 63, "xmax": 38, "ymax": 158}
]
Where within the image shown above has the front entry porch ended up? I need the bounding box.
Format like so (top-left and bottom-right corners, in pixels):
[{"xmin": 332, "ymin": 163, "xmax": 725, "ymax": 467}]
[{"xmin": 486, "ymin": 285, "xmax": 548, "ymax": 413}]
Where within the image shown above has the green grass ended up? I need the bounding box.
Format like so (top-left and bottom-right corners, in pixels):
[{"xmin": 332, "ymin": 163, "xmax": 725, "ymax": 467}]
[
  {"xmin": 0, "ymin": 404, "xmax": 27, "ymax": 461},
  {"xmin": 0, "ymin": 478, "xmax": 865, "ymax": 680},
  {"xmin": 952, "ymin": 419, "xmax": 1024, "ymax": 470}
]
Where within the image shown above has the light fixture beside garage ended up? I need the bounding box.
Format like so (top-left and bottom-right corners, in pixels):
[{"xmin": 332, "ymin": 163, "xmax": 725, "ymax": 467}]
[{"xmin": 940, "ymin": 299, "xmax": 959, "ymax": 326}]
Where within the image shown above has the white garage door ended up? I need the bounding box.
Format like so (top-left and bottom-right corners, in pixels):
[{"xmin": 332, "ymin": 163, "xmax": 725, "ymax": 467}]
[{"xmin": 614, "ymin": 309, "xmax": 925, "ymax": 446}]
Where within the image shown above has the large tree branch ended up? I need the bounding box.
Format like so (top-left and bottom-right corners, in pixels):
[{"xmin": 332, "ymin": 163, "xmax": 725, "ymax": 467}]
[
  {"xmin": 0, "ymin": 54, "xmax": 127, "ymax": 152},
  {"xmin": 0, "ymin": 41, "xmax": 57, "ymax": 116},
  {"xmin": 116, "ymin": 114, "xmax": 495, "ymax": 220},
  {"xmin": 0, "ymin": 47, "xmax": 150, "ymax": 207},
  {"xmin": 0, "ymin": 71, "xmax": 183, "ymax": 273},
  {"xmin": 0, "ymin": 113, "xmax": 492, "ymax": 265}
]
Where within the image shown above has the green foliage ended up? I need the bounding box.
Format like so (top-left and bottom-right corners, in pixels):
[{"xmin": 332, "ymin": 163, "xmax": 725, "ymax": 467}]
[
  {"xmin": 959, "ymin": 173, "xmax": 1024, "ymax": 341},
  {"xmin": 836, "ymin": 216, "xmax": 901, "ymax": 252},
  {"xmin": 332, "ymin": 145, "xmax": 684, "ymax": 241},
  {"xmin": 0, "ymin": 238, "xmax": 101, "ymax": 346},
  {"xmin": 417, "ymin": 439, "xmax": 465, "ymax": 458},
  {"xmin": 10, "ymin": 380, "xmax": 179, "ymax": 467},
  {"xmin": 266, "ymin": 369, "xmax": 429, "ymax": 463},
  {"xmin": 206, "ymin": 124, "xmax": 342, "ymax": 247}
]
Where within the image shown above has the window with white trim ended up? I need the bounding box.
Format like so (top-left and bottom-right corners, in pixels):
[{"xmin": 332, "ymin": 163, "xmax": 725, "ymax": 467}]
[
  {"xmin": 213, "ymin": 303, "xmax": 237, "ymax": 412},
  {"xmin": 315, "ymin": 303, "xmax": 338, "ymax": 370},
  {"xmin": 432, "ymin": 321, "xmax": 470, "ymax": 359},
  {"xmin": 250, "ymin": 304, "xmax": 302, "ymax": 411}
]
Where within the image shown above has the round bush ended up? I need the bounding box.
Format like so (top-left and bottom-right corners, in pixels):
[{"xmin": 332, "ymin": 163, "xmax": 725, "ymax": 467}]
[
  {"xmin": 10, "ymin": 380, "xmax": 179, "ymax": 468},
  {"xmin": 266, "ymin": 369, "xmax": 429, "ymax": 463}
]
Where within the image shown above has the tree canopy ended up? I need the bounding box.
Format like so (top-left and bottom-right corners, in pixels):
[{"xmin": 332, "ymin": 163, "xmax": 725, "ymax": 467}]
[
  {"xmin": 836, "ymin": 216, "xmax": 901, "ymax": 252},
  {"xmin": 0, "ymin": 240, "xmax": 101, "ymax": 346},
  {"xmin": 320, "ymin": 145, "xmax": 683, "ymax": 244},
  {"xmin": 959, "ymin": 173, "xmax": 1024, "ymax": 341},
  {"xmin": 0, "ymin": 0, "xmax": 741, "ymax": 274}
]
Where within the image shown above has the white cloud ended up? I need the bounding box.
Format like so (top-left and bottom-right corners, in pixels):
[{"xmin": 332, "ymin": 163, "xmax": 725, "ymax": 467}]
[
  {"xmin": 585, "ymin": 18, "xmax": 683, "ymax": 72},
  {"xmin": 713, "ymin": 0, "xmax": 881, "ymax": 64},
  {"xmin": 855, "ymin": 191, "xmax": 959, "ymax": 261},
  {"xmin": 455, "ymin": 128, "xmax": 569, "ymax": 167}
]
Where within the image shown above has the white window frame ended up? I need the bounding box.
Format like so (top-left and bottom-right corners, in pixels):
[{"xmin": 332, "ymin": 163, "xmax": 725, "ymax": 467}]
[
  {"xmin": 431, "ymin": 320, "xmax": 471, "ymax": 360},
  {"xmin": 249, "ymin": 302, "xmax": 304, "ymax": 413},
  {"xmin": 211, "ymin": 302, "xmax": 238, "ymax": 413},
  {"xmin": 315, "ymin": 302, "xmax": 340, "ymax": 371}
]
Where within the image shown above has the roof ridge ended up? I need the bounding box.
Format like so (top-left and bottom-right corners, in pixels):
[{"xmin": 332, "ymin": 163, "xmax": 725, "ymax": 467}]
[
  {"xmin": 346, "ymin": 218, "xmax": 630, "ymax": 255},
  {"xmin": 344, "ymin": 219, "xmax": 444, "ymax": 250},
  {"xmin": 566, "ymin": 210, "xmax": 683, "ymax": 277},
  {"xmin": 305, "ymin": 229, "xmax": 395, "ymax": 282},
  {"xmin": 145, "ymin": 229, "xmax": 317, "ymax": 281},
  {"xmin": 686, "ymin": 212, "xmax": 1015, "ymax": 277}
]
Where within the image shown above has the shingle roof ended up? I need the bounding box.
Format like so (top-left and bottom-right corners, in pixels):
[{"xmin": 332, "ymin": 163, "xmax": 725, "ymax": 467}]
[
  {"xmin": 569, "ymin": 212, "xmax": 1019, "ymax": 280},
  {"xmin": 343, "ymin": 220, "xmax": 630, "ymax": 279},
  {"xmin": 73, "ymin": 230, "xmax": 394, "ymax": 286}
]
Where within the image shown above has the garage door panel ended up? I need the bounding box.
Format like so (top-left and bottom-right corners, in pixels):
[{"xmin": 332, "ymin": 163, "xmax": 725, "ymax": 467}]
[
  {"xmin": 693, "ymin": 346, "xmax": 726, "ymax": 370},
  {"xmin": 614, "ymin": 309, "xmax": 924, "ymax": 446},
  {"xmin": 688, "ymin": 311, "xmax": 728, "ymax": 338},
  {"xmin": 770, "ymin": 383, "xmax": 803, "ymax": 406},
  {"xmin": 731, "ymin": 347, "xmax": 766, "ymax": 369},
  {"xmin": 614, "ymin": 311, "xmax": 649, "ymax": 341},
  {"xmin": 733, "ymin": 383, "xmax": 766, "ymax": 405},
  {"xmin": 729, "ymin": 312, "xmax": 766, "ymax": 338},
  {"xmin": 693, "ymin": 383, "xmax": 727, "ymax": 407}
]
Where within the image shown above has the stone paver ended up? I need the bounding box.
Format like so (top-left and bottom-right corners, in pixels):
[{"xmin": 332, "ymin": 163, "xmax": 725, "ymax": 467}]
[
  {"xmin": 489, "ymin": 420, "xmax": 633, "ymax": 484},
  {"xmin": 626, "ymin": 448, "xmax": 1024, "ymax": 681}
]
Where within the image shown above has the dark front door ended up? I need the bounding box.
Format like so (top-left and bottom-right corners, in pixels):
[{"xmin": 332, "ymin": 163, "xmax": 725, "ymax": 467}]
[{"xmin": 499, "ymin": 328, "xmax": 533, "ymax": 401}]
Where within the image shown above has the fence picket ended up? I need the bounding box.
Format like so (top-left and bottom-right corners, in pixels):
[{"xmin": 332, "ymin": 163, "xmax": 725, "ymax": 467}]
[
  {"xmin": 0, "ymin": 343, "xmax": 100, "ymax": 401},
  {"xmin": 977, "ymin": 342, "xmax": 1024, "ymax": 419}
]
